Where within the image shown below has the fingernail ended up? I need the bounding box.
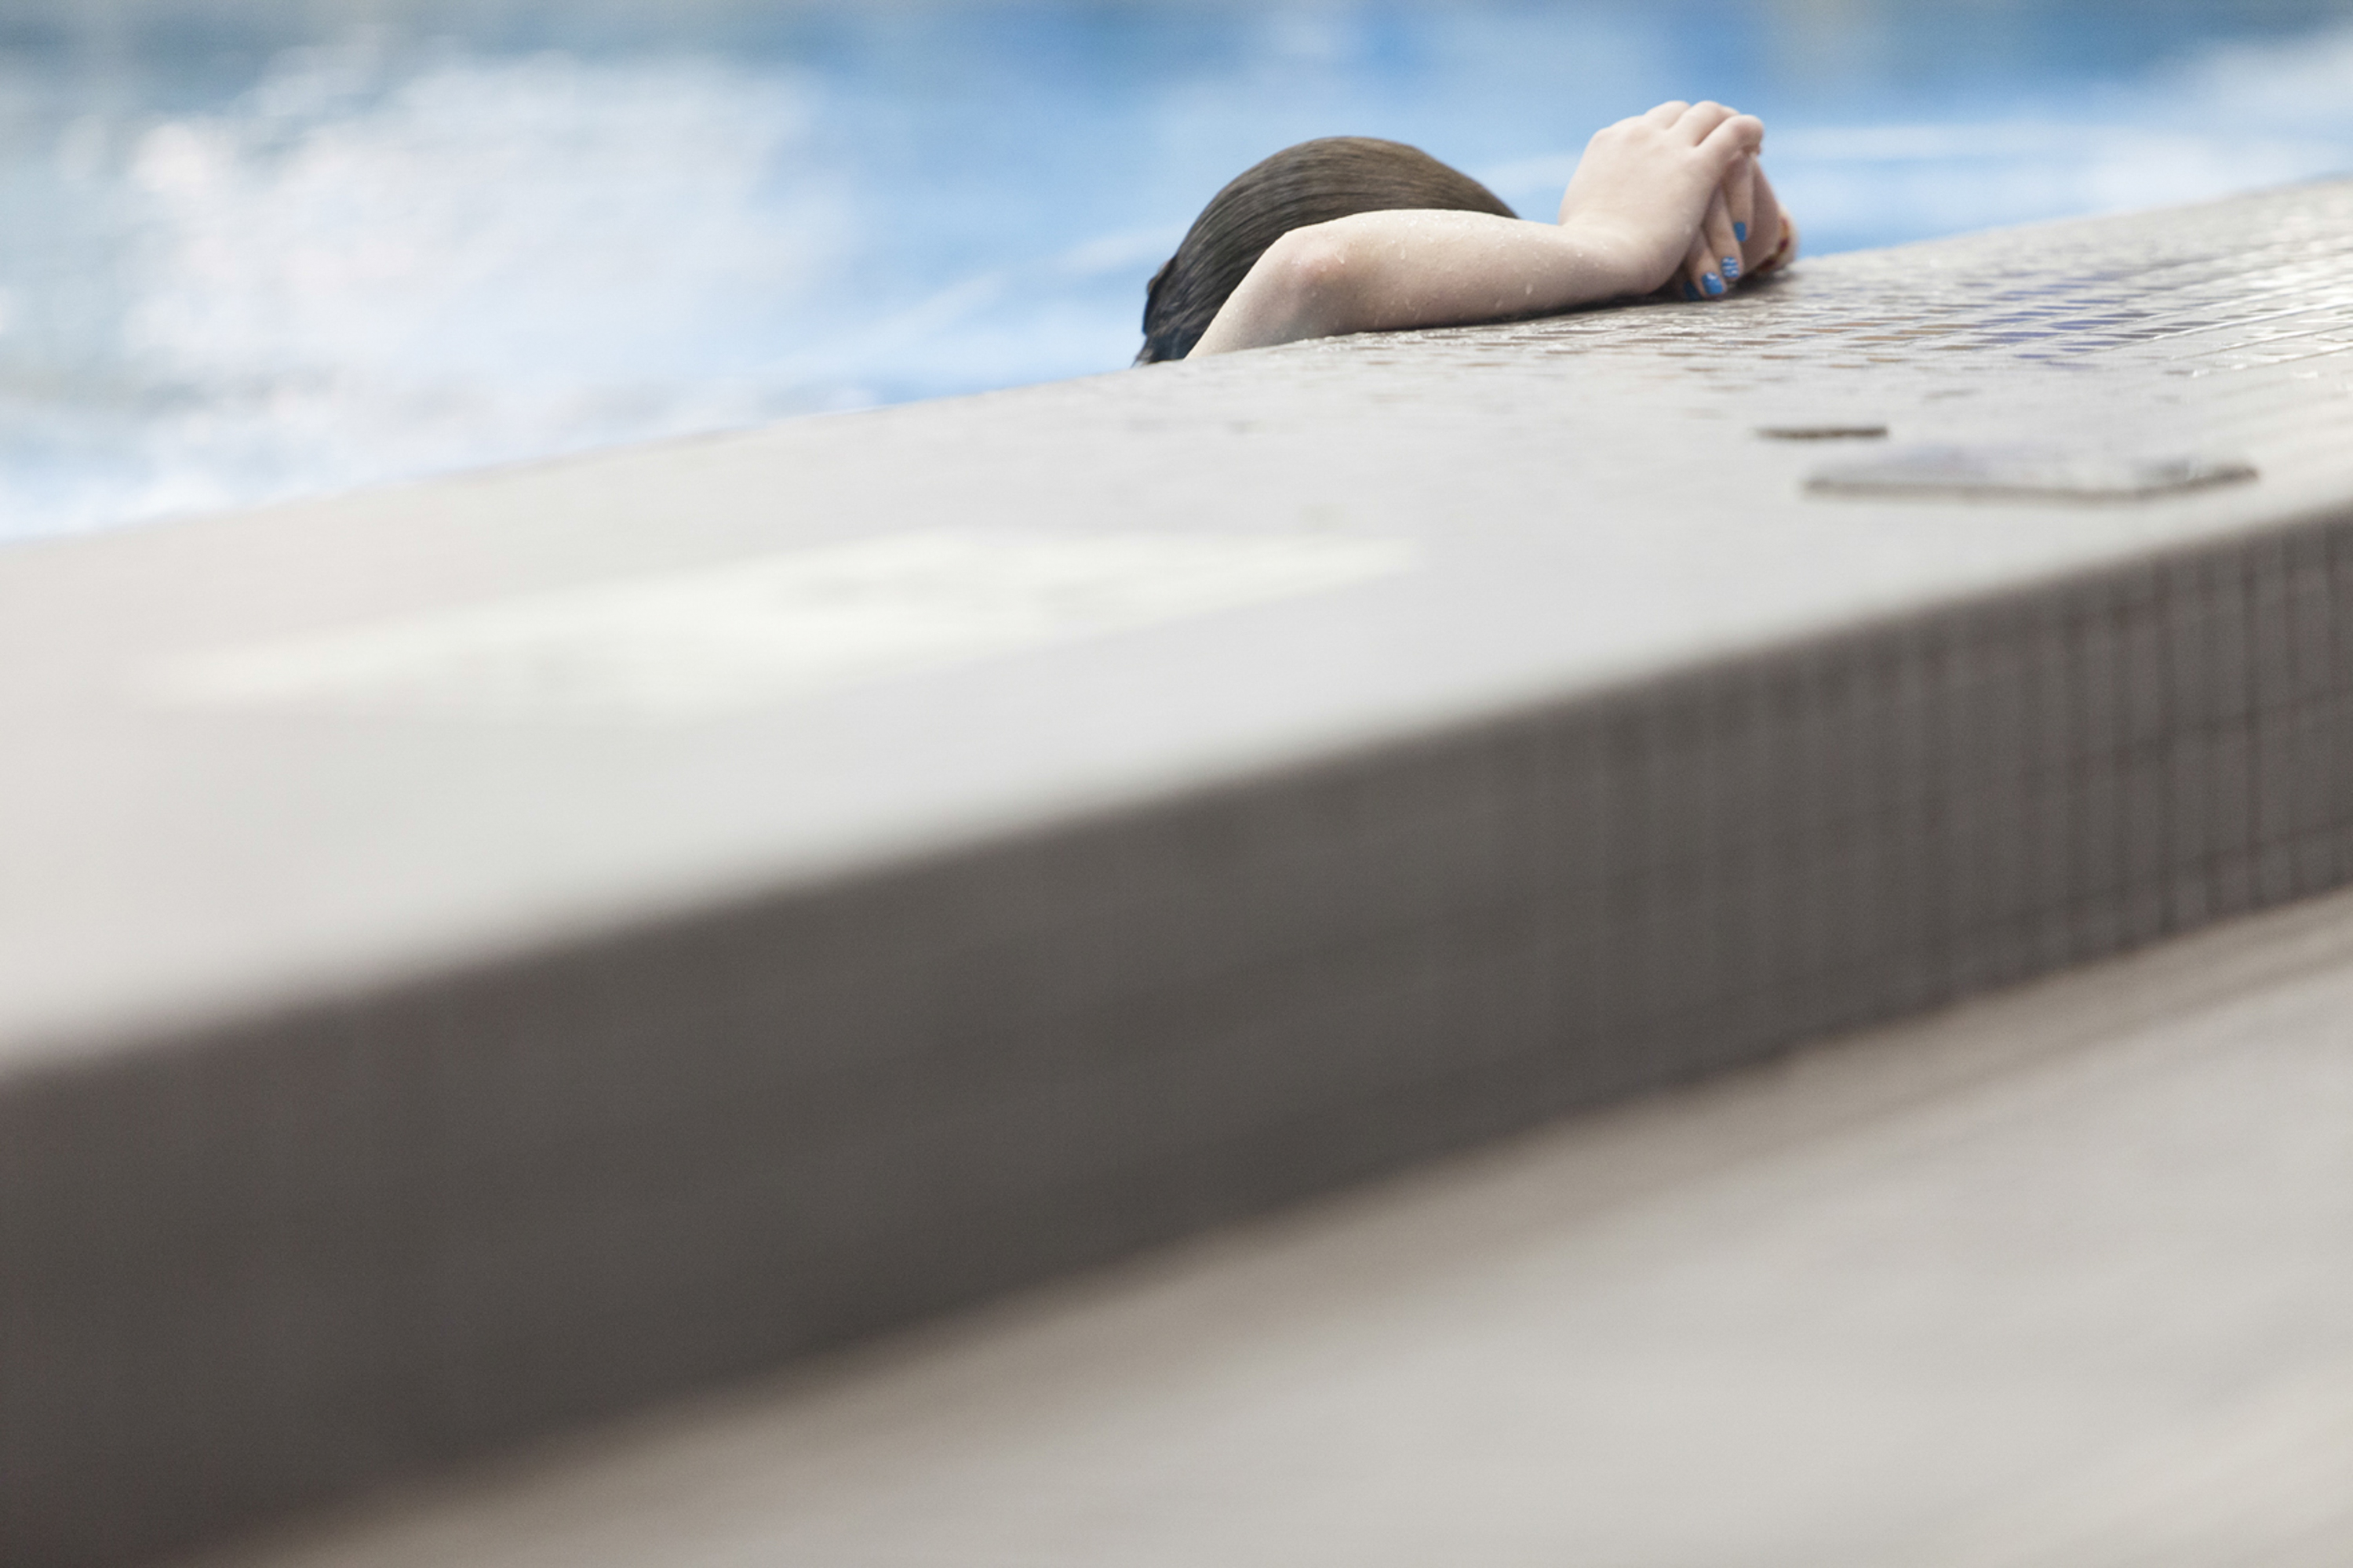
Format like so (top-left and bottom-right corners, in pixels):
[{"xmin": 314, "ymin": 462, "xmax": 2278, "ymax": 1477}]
[
  {"xmin": 1735, "ymin": 220, "xmax": 1748, "ymax": 242},
  {"xmin": 1703, "ymin": 272, "xmax": 1725, "ymax": 297},
  {"xmin": 1682, "ymin": 280, "xmax": 1700, "ymax": 301},
  {"xmin": 1723, "ymin": 256, "xmax": 1742, "ymax": 281}
]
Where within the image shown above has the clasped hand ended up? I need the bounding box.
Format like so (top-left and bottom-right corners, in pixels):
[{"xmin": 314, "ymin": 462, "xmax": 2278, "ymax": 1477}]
[
  {"xmin": 1557, "ymin": 100, "xmax": 1790, "ymax": 301},
  {"xmin": 1188, "ymin": 100, "xmax": 1797, "ymax": 358}
]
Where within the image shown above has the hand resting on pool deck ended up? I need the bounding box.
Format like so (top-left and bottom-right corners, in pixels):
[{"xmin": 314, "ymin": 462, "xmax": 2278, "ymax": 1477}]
[{"xmin": 1139, "ymin": 100, "xmax": 1798, "ymax": 363}]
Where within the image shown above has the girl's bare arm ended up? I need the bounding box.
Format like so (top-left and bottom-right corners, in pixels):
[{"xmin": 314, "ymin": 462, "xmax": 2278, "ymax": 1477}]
[{"xmin": 1193, "ymin": 100, "xmax": 1766, "ymax": 358}]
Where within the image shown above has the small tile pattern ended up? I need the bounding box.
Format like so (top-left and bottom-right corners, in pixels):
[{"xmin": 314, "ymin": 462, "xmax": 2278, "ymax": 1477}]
[{"xmin": 9, "ymin": 183, "xmax": 2353, "ymax": 1568}]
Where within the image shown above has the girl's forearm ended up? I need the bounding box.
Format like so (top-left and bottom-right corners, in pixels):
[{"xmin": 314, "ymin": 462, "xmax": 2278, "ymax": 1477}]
[{"xmin": 1190, "ymin": 210, "xmax": 1657, "ymax": 358}]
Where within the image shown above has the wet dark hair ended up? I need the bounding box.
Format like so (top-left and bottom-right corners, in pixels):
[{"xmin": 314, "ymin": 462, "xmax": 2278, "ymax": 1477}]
[{"xmin": 1137, "ymin": 136, "xmax": 1517, "ymax": 364}]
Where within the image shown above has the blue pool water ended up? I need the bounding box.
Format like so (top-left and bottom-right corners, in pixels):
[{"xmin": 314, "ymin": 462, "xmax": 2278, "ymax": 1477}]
[{"xmin": 4, "ymin": 0, "xmax": 2352, "ymax": 540}]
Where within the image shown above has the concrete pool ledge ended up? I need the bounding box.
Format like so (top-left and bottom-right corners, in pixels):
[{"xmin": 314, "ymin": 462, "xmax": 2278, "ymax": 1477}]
[{"xmin": 6, "ymin": 180, "xmax": 2353, "ymax": 1564}]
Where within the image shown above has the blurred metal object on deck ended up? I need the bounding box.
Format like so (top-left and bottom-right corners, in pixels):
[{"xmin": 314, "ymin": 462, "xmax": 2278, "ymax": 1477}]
[{"xmin": 6, "ymin": 180, "xmax": 2353, "ymax": 1566}]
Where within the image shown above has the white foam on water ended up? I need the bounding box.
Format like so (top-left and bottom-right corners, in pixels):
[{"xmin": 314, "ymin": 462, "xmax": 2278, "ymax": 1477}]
[{"xmin": 31, "ymin": 50, "xmax": 851, "ymax": 536}]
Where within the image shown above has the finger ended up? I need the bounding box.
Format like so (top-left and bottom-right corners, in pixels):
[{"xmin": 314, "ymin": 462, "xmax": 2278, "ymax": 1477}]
[
  {"xmin": 1681, "ymin": 230, "xmax": 1728, "ymax": 301},
  {"xmin": 1674, "ymin": 232, "xmax": 1704, "ymax": 300},
  {"xmin": 1743, "ymin": 160, "xmax": 1786, "ymax": 271},
  {"xmin": 1642, "ymin": 100, "xmax": 1691, "ymax": 127},
  {"xmin": 1702, "ymin": 187, "xmax": 1741, "ymax": 289},
  {"xmin": 1674, "ymin": 100, "xmax": 1738, "ymax": 144},
  {"xmin": 1725, "ymin": 152, "xmax": 1757, "ymax": 252},
  {"xmin": 1697, "ymin": 111, "xmax": 1766, "ymax": 167}
]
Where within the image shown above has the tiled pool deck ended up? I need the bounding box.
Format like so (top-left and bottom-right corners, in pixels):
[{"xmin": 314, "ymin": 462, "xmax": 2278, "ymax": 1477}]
[
  {"xmin": 6, "ymin": 181, "xmax": 2353, "ymax": 1563},
  {"xmin": 186, "ymin": 878, "xmax": 2353, "ymax": 1568}
]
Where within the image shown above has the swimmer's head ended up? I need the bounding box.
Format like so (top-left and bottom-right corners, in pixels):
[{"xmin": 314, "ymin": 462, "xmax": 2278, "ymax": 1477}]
[{"xmin": 1137, "ymin": 136, "xmax": 1516, "ymax": 364}]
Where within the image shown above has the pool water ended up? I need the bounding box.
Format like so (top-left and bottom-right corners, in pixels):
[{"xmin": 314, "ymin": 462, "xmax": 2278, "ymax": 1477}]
[{"xmin": 4, "ymin": 0, "xmax": 2351, "ymax": 540}]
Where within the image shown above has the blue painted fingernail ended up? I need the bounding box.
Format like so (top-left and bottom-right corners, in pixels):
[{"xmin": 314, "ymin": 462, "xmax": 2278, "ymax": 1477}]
[
  {"xmin": 1735, "ymin": 221, "xmax": 1749, "ymax": 242},
  {"xmin": 1723, "ymin": 256, "xmax": 1741, "ymax": 281},
  {"xmin": 1703, "ymin": 271, "xmax": 1725, "ymax": 297},
  {"xmin": 1682, "ymin": 280, "xmax": 1700, "ymax": 301}
]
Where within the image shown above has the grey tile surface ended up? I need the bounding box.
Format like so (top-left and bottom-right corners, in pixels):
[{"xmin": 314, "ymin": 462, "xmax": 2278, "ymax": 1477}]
[
  {"xmin": 176, "ymin": 884, "xmax": 2353, "ymax": 1568},
  {"xmin": 7, "ymin": 181, "xmax": 2353, "ymax": 1564}
]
